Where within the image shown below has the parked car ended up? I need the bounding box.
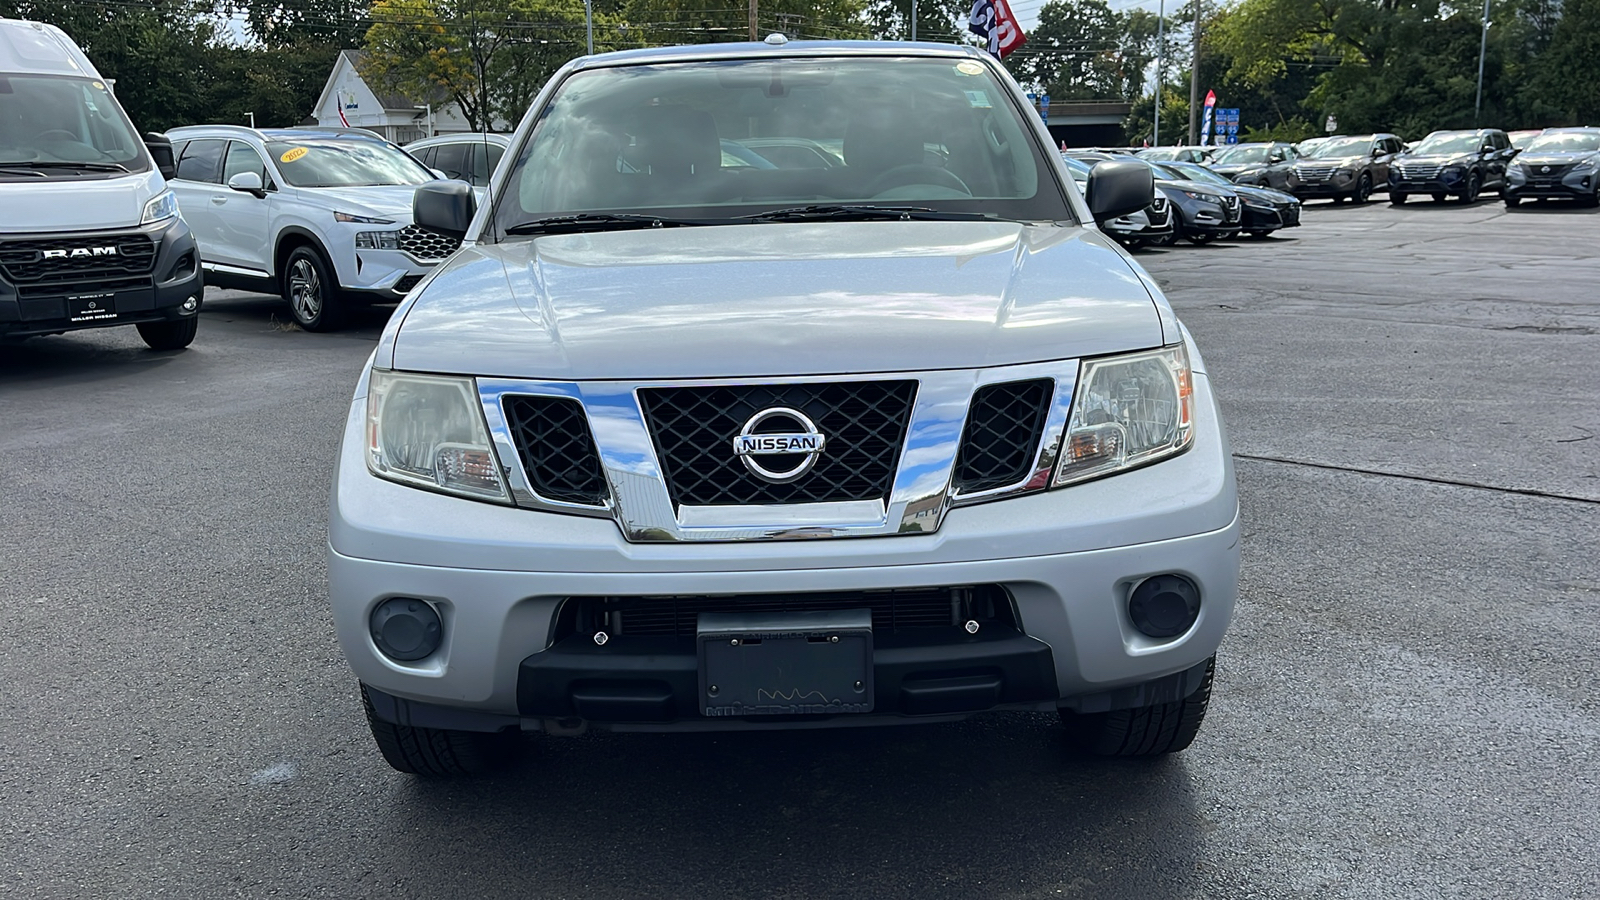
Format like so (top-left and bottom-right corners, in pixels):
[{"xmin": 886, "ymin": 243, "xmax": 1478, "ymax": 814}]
[
  {"xmin": 0, "ymin": 17, "xmax": 203, "ymax": 350},
  {"xmin": 405, "ymin": 132, "xmax": 510, "ymax": 189},
  {"xmin": 1072, "ymin": 153, "xmax": 1240, "ymax": 245},
  {"xmin": 1387, "ymin": 128, "xmax": 1514, "ymax": 204},
  {"xmin": 1136, "ymin": 146, "xmax": 1215, "ymax": 164},
  {"xmin": 1061, "ymin": 154, "xmax": 1175, "ymax": 248},
  {"xmin": 1288, "ymin": 133, "xmax": 1404, "ymax": 203},
  {"xmin": 1502, "ymin": 127, "xmax": 1600, "ymax": 208},
  {"xmin": 1160, "ymin": 161, "xmax": 1302, "ymax": 238},
  {"xmin": 333, "ymin": 39, "xmax": 1239, "ymax": 776},
  {"xmin": 1206, "ymin": 141, "xmax": 1299, "ymax": 190},
  {"xmin": 1294, "ymin": 136, "xmax": 1331, "ymax": 157},
  {"xmin": 165, "ymin": 125, "xmax": 451, "ymax": 330}
]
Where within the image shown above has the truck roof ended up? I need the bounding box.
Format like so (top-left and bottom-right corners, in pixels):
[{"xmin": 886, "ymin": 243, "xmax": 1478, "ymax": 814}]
[{"xmin": 0, "ymin": 18, "xmax": 103, "ymax": 80}]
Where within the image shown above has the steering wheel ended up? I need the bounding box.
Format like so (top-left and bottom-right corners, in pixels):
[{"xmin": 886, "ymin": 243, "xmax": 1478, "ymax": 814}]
[
  {"xmin": 35, "ymin": 130, "xmax": 79, "ymax": 142},
  {"xmin": 866, "ymin": 164, "xmax": 972, "ymax": 197}
]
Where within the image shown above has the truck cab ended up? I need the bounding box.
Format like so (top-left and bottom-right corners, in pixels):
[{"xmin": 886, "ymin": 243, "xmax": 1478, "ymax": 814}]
[{"xmin": 0, "ymin": 18, "xmax": 202, "ymax": 350}]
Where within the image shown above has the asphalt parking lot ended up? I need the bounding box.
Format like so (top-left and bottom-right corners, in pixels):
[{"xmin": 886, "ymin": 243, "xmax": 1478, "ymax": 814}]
[{"xmin": 2, "ymin": 198, "xmax": 1597, "ymax": 899}]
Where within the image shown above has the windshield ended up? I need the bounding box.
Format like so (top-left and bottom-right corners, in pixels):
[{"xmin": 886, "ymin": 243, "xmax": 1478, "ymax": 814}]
[
  {"xmin": 1214, "ymin": 146, "xmax": 1269, "ymax": 165},
  {"xmin": 1166, "ymin": 163, "xmax": 1230, "ymax": 186},
  {"xmin": 1307, "ymin": 137, "xmax": 1373, "ymax": 158},
  {"xmin": 1521, "ymin": 131, "xmax": 1600, "ymax": 153},
  {"xmin": 1409, "ymin": 133, "xmax": 1482, "ymax": 155},
  {"xmin": 493, "ymin": 56, "xmax": 1068, "ymax": 235},
  {"xmin": 0, "ymin": 74, "xmax": 148, "ymax": 175},
  {"xmin": 265, "ymin": 140, "xmax": 433, "ymax": 187}
]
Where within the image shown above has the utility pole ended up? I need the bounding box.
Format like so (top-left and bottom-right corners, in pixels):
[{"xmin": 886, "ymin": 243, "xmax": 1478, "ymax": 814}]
[
  {"xmin": 911, "ymin": 0, "xmax": 918, "ymax": 41},
  {"xmin": 1474, "ymin": 0, "xmax": 1490, "ymax": 125},
  {"xmin": 1154, "ymin": 0, "xmax": 1164, "ymax": 146},
  {"xmin": 1188, "ymin": 0, "xmax": 1201, "ymax": 146},
  {"xmin": 584, "ymin": 0, "xmax": 593, "ymax": 54},
  {"xmin": 749, "ymin": 0, "xmax": 758, "ymax": 40}
]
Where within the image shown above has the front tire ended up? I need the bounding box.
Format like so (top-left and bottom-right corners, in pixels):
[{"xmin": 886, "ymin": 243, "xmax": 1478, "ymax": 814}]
[
  {"xmin": 1390, "ymin": 192, "xmax": 1407, "ymax": 205},
  {"xmin": 1504, "ymin": 194, "xmax": 1521, "ymax": 208},
  {"xmin": 136, "ymin": 317, "xmax": 198, "ymax": 351},
  {"xmin": 282, "ymin": 245, "xmax": 345, "ymax": 332},
  {"xmin": 1060, "ymin": 657, "xmax": 1215, "ymax": 757},
  {"xmin": 1353, "ymin": 173, "xmax": 1372, "ymax": 204},
  {"xmin": 1431, "ymin": 192, "xmax": 1447, "ymax": 203},
  {"xmin": 1459, "ymin": 171, "xmax": 1481, "ymax": 204},
  {"xmin": 361, "ymin": 684, "xmax": 519, "ymax": 776}
]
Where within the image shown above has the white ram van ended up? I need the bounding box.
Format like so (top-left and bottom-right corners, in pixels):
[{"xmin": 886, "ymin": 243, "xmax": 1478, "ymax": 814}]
[{"xmin": 0, "ymin": 18, "xmax": 202, "ymax": 350}]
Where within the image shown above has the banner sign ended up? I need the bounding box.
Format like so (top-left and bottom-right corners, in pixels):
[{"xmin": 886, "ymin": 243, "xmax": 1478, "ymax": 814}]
[
  {"xmin": 968, "ymin": 0, "xmax": 1027, "ymax": 59},
  {"xmin": 1200, "ymin": 90, "xmax": 1217, "ymax": 145}
]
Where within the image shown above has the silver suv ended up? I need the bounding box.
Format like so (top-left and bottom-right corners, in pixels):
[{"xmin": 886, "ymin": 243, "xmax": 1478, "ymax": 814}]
[
  {"xmin": 165, "ymin": 125, "xmax": 457, "ymax": 330},
  {"xmin": 330, "ymin": 40, "xmax": 1240, "ymax": 776}
]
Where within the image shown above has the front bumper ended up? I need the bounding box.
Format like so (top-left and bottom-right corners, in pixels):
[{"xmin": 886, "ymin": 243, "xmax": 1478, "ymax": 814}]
[
  {"xmin": 0, "ymin": 217, "xmax": 203, "ymax": 339},
  {"xmin": 1389, "ymin": 169, "xmax": 1472, "ymax": 196},
  {"xmin": 1503, "ymin": 168, "xmax": 1594, "ymax": 200},
  {"xmin": 1288, "ymin": 172, "xmax": 1360, "ymax": 197},
  {"xmin": 329, "ymin": 371, "xmax": 1239, "ymax": 731}
]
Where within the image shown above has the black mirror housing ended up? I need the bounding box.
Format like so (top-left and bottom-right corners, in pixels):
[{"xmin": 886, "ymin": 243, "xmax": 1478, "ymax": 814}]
[
  {"xmin": 1085, "ymin": 160, "xmax": 1155, "ymax": 225},
  {"xmin": 414, "ymin": 181, "xmax": 476, "ymax": 240},
  {"xmin": 145, "ymin": 132, "xmax": 176, "ymax": 180}
]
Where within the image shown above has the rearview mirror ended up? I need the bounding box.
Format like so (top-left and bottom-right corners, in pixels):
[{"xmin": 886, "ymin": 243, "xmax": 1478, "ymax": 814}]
[
  {"xmin": 227, "ymin": 171, "xmax": 265, "ymax": 198},
  {"xmin": 414, "ymin": 181, "xmax": 476, "ymax": 239},
  {"xmin": 1085, "ymin": 160, "xmax": 1155, "ymax": 225},
  {"xmin": 145, "ymin": 132, "xmax": 175, "ymax": 180}
]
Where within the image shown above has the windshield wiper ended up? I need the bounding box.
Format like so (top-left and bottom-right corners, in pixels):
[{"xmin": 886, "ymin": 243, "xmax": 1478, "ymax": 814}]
[
  {"xmin": 504, "ymin": 213, "xmax": 718, "ymax": 236},
  {"xmin": 744, "ymin": 205, "xmax": 1013, "ymax": 223},
  {"xmin": 7, "ymin": 161, "xmax": 129, "ymax": 173},
  {"xmin": 0, "ymin": 166, "xmax": 48, "ymax": 177}
]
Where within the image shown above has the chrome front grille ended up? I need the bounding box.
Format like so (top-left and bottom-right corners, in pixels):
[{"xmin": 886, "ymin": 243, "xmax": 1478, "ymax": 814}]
[
  {"xmin": 953, "ymin": 379, "xmax": 1053, "ymax": 493},
  {"xmin": 638, "ymin": 381, "xmax": 917, "ymax": 507},
  {"xmin": 1294, "ymin": 163, "xmax": 1338, "ymax": 182},
  {"xmin": 503, "ymin": 395, "xmax": 608, "ymax": 506},
  {"xmin": 1396, "ymin": 163, "xmax": 1442, "ymax": 180},
  {"xmin": 396, "ymin": 225, "xmax": 461, "ymax": 261},
  {"xmin": 1222, "ymin": 195, "xmax": 1241, "ymax": 223},
  {"xmin": 1147, "ymin": 195, "xmax": 1171, "ymax": 226}
]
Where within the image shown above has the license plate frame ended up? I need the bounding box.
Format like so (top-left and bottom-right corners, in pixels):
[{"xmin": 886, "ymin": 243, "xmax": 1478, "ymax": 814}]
[
  {"xmin": 697, "ymin": 609, "xmax": 873, "ymax": 717},
  {"xmin": 66, "ymin": 291, "xmax": 118, "ymax": 324}
]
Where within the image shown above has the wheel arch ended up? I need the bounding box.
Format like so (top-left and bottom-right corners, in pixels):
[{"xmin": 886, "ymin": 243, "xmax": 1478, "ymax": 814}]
[{"xmin": 273, "ymin": 226, "xmax": 333, "ymax": 284}]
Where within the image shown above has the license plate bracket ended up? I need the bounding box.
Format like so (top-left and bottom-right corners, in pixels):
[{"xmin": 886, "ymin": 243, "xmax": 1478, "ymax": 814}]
[
  {"xmin": 697, "ymin": 609, "xmax": 873, "ymax": 717},
  {"xmin": 66, "ymin": 292, "xmax": 118, "ymax": 324}
]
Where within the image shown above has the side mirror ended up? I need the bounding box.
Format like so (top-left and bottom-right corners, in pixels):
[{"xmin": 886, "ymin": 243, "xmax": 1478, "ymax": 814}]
[
  {"xmin": 1085, "ymin": 160, "xmax": 1155, "ymax": 225},
  {"xmin": 414, "ymin": 181, "xmax": 476, "ymax": 239},
  {"xmin": 227, "ymin": 171, "xmax": 266, "ymax": 198},
  {"xmin": 145, "ymin": 132, "xmax": 176, "ymax": 180}
]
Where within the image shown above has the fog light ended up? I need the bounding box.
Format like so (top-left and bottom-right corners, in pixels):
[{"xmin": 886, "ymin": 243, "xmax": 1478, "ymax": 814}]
[
  {"xmin": 182, "ymin": 296, "xmax": 199, "ymax": 312},
  {"xmin": 369, "ymin": 597, "xmax": 442, "ymax": 661},
  {"xmin": 1128, "ymin": 574, "xmax": 1200, "ymax": 638}
]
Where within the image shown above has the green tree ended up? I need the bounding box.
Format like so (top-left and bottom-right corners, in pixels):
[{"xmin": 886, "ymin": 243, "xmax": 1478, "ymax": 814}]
[{"xmin": 1528, "ymin": 0, "xmax": 1600, "ymax": 124}]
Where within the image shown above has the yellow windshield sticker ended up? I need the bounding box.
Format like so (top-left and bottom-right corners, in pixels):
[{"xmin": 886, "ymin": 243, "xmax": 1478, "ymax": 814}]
[
  {"xmin": 280, "ymin": 147, "xmax": 309, "ymax": 163},
  {"xmin": 91, "ymin": 81, "xmax": 105, "ymax": 89},
  {"xmin": 955, "ymin": 61, "xmax": 984, "ymax": 76}
]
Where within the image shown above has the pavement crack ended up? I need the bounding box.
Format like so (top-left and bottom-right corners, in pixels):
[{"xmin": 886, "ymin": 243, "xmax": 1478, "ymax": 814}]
[{"xmin": 1233, "ymin": 453, "xmax": 1600, "ymax": 505}]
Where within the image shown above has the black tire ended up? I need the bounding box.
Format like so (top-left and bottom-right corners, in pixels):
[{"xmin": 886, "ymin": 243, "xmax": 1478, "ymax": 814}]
[
  {"xmin": 1060, "ymin": 657, "xmax": 1215, "ymax": 757},
  {"xmin": 360, "ymin": 683, "xmax": 519, "ymax": 776},
  {"xmin": 1390, "ymin": 192, "xmax": 1408, "ymax": 205},
  {"xmin": 281, "ymin": 244, "xmax": 345, "ymax": 332},
  {"xmin": 1247, "ymin": 230, "xmax": 1271, "ymax": 239},
  {"xmin": 136, "ymin": 317, "xmax": 198, "ymax": 351},
  {"xmin": 1459, "ymin": 172, "xmax": 1481, "ymax": 204},
  {"xmin": 1353, "ymin": 173, "xmax": 1372, "ymax": 204},
  {"xmin": 1582, "ymin": 190, "xmax": 1600, "ymax": 209},
  {"xmin": 1431, "ymin": 192, "xmax": 1447, "ymax": 202},
  {"xmin": 1331, "ymin": 194, "xmax": 1346, "ymax": 204},
  {"xmin": 1504, "ymin": 195, "xmax": 1521, "ymax": 208}
]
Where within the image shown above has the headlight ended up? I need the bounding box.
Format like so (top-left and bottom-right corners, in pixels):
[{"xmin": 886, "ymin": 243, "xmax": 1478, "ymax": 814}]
[
  {"xmin": 142, "ymin": 190, "xmax": 179, "ymax": 224},
  {"xmin": 355, "ymin": 230, "xmax": 401, "ymax": 250},
  {"xmin": 366, "ymin": 370, "xmax": 510, "ymax": 503},
  {"xmin": 1053, "ymin": 344, "xmax": 1194, "ymax": 487},
  {"xmin": 1335, "ymin": 167, "xmax": 1355, "ymax": 177},
  {"xmin": 1509, "ymin": 165, "xmax": 1527, "ymax": 182},
  {"xmin": 1181, "ymin": 190, "xmax": 1220, "ymax": 203},
  {"xmin": 335, "ymin": 211, "xmax": 395, "ymax": 224},
  {"xmin": 1572, "ymin": 157, "xmax": 1599, "ymax": 175},
  {"xmin": 1442, "ymin": 165, "xmax": 1465, "ymax": 176}
]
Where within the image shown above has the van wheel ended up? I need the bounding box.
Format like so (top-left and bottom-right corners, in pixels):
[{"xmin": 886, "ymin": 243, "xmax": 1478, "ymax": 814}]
[
  {"xmin": 1059, "ymin": 657, "xmax": 1214, "ymax": 757},
  {"xmin": 282, "ymin": 245, "xmax": 344, "ymax": 332},
  {"xmin": 136, "ymin": 317, "xmax": 198, "ymax": 351},
  {"xmin": 360, "ymin": 683, "xmax": 519, "ymax": 776}
]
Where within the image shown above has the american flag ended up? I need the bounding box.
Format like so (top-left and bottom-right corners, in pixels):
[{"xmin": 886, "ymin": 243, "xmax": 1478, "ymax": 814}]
[{"xmin": 968, "ymin": 0, "xmax": 1027, "ymax": 59}]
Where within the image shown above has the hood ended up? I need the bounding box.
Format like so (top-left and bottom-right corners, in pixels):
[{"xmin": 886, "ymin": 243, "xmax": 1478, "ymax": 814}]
[
  {"xmin": 1232, "ymin": 184, "xmax": 1295, "ymax": 204},
  {"xmin": 1211, "ymin": 163, "xmax": 1262, "ymax": 176},
  {"xmin": 1302, "ymin": 154, "xmax": 1365, "ymax": 165},
  {"xmin": 1158, "ymin": 179, "xmax": 1231, "ymax": 199},
  {"xmin": 296, "ymin": 183, "xmax": 428, "ymax": 222},
  {"xmin": 0, "ymin": 169, "xmax": 164, "ymax": 232},
  {"xmin": 389, "ymin": 221, "xmax": 1166, "ymax": 380},
  {"xmin": 1398, "ymin": 153, "xmax": 1477, "ymax": 166},
  {"xmin": 1516, "ymin": 152, "xmax": 1598, "ymax": 167}
]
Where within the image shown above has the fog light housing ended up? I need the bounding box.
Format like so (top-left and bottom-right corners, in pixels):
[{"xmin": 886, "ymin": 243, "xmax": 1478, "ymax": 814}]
[
  {"xmin": 1128, "ymin": 574, "xmax": 1200, "ymax": 638},
  {"xmin": 369, "ymin": 597, "xmax": 442, "ymax": 661},
  {"xmin": 182, "ymin": 295, "xmax": 199, "ymax": 312}
]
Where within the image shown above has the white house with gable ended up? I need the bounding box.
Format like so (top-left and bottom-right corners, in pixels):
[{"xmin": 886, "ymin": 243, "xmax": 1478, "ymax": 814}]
[{"xmin": 310, "ymin": 50, "xmax": 484, "ymax": 144}]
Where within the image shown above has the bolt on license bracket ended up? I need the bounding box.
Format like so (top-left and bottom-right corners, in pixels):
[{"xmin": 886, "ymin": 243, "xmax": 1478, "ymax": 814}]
[{"xmin": 697, "ymin": 609, "xmax": 873, "ymax": 717}]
